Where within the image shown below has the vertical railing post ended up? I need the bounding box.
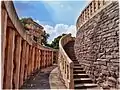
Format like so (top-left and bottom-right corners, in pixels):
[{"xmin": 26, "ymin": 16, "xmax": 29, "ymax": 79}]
[
  {"xmin": 95, "ymin": 1, "xmax": 99, "ymax": 11},
  {"xmin": 4, "ymin": 28, "xmax": 15, "ymax": 89},
  {"xmin": 19, "ymin": 41, "xmax": 26, "ymax": 87},
  {"xmin": 48, "ymin": 51, "xmax": 50, "ymax": 66},
  {"xmin": 28, "ymin": 46, "xmax": 32, "ymax": 76},
  {"xmin": 13, "ymin": 36, "xmax": 22, "ymax": 89},
  {"xmin": 35, "ymin": 48, "xmax": 38, "ymax": 70},
  {"xmin": 1, "ymin": 7, "xmax": 7, "ymax": 88},
  {"xmin": 38, "ymin": 49, "xmax": 41, "ymax": 69},
  {"xmin": 31, "ymin": 47, "xmax": 35, "ymax": 72},
  {"xmin": 89, "ymin": 5, "xmax": 91, "ymax": 18},
  {"xmin": 92, "ymin": 1, "xmax": 95, "ymax": 15},
  {"xmin": 39, "ymin": 50, "xmax": 41, "ymax": 69},
  {"xmin": 40, "ymin": 50, "xmax": 43, "ymax": 69},
  {"xmin": 46, "ymin": 51, "xmax": 48, "ymax": 67},
  {"xmin": 24, "ymin": 44, "xmax": 29, "ymax": 80},
  {"xmin": 37, "ymin": 49, "xmax": 39, "ymax": 69},
  {"xmin": 43, "ymin": 50, "xmax": 45, "ymax": 68},
  {"xmin": 34, "ymin": 48, "xmax": 37, "ymax": 70},
  {"xmin": 51, "ymin": 51, "xmax": 54, "ymax": 65}
]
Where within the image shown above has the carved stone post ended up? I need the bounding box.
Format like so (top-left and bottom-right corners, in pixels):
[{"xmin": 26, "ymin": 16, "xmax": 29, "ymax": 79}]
[
  {"xmin": 1, "ymin": 8, "xmax": 7, "ymax": 88},
  {"xmin": 42, "ymin": 50, "xmax": 45, "ymax": 68},
  {"xmin": 92, "ymin": 1, "xmax": 95, "ymax": 15},
  {"xmin": 4, "ymin": 28, "xmax": 15, "ymax": 89},
  {"xmin": 31, "ymin": 47, "xmax": 35, "ymax": 72},
  {"xmin": 34, "ymin": 48, "xmax": 37, "ymax": 70},
  {"xmin": 19, "ymin": 41, "xmax": 26, "ymax": 87},
  {"xmin": 38, "ymin": 49, "xmax": 41, "ymax": 69},
  {"xmin": 35, "ymin": 49, "xmax": 38, "ymax": 69},
  {"xmin": 13, "ymin": 35, "xmax": 22, "ymax": 89},
  {"xmin": 51, "ymin": 51, "xmax": 54, "ymax": 65},
  {"xmin": 24, "ymin": 44, "xmax": 29, "ymax": 79}
]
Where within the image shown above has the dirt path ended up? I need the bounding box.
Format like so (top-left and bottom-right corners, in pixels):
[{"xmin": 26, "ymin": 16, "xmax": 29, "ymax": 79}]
[{"xmin": 21, "ymin": 65, "xmax": 66, "ymax": 89}]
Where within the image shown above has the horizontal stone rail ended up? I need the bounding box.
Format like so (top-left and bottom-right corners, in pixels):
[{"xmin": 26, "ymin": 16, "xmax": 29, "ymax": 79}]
[
  {"xmin": 58, "ymin": 34, "xmax": 74, "ymax": 88},
  {"xmin": 2, "ymin": 1, "xmax": 56, "ymax": 89},
  {"xmin": 76, "ymin": 0, "xmax": 112, "ymax": 30}
]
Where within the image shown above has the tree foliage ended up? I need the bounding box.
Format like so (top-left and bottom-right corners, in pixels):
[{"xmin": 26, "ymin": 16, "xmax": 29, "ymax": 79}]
[
  {"xmin": 41, "ymin": 31, "xmax": 50, "ymax": 46},
  {"xmin": 46, "ymin": 33, "xmax": 66, "ymax": 49}
]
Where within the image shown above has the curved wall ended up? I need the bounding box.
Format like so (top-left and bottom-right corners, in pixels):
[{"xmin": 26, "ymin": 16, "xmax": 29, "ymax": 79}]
[
  {"xmin": 75, "ymin": 1, "xmax": 119, "ymax": 88},
  {"xmin": 2, "ymin": 1, "xmax": 56, "ymax": 89}
]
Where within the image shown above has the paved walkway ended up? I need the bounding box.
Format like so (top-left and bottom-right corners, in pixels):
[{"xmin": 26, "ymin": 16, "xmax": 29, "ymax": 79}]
[{"xmin": 21, "ymin": 65, "xmax": 66, "ymax": 89}]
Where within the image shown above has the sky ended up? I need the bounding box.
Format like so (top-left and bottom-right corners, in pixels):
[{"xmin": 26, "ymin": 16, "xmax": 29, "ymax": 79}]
[{"xmin": 13, "ymin": 0, "xmax": 90, "ymax": 43}]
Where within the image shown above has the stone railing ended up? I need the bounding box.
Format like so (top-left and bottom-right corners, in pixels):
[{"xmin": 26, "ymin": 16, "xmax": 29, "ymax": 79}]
[
  {"xmin": 76, "ymin": 0, "xmax": 112, "ymax": 30},
  {"xmin": 58, "ymin": 34, "xmax": 74, "ymax": 88},
  {"xmin": 2, "ymin": 1, "xmax": 56, "ymax": 89}
]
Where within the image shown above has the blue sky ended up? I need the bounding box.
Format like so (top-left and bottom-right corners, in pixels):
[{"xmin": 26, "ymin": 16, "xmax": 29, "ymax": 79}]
[{"xmin": 13, "ymin": 0, "xmax": 90, "ymax": 43}]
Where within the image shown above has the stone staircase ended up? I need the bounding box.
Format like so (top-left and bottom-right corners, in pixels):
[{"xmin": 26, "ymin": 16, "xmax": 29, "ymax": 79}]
[{"xmin": 63, "ymin": 41, "xmax": 98, "ymax": 89}]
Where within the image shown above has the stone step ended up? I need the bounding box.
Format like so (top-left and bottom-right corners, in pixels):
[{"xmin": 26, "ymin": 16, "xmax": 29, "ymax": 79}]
[
  {"xmin": 73, "ymin": 70, "xmax": 86, "ymax": 74},
  {"xmin": 73, "ymin": 67, "xmax": 83, "ymax": 70},
  {"xmin": 74, "ymin": 83, "xmax": 98, "ymax": 89},
  {"xmin": 73, "ymin": 61, "xmax": 79, "ymax": 64},
  {"xmin": 74, "ymin": 64, "xmax": 81, "ymax": 66},
  {"xmin": 74, "ymin": 73, "xmax": 89, "ymax": 78},
  {"xmin": 74, "ymin": 78, "xmax": 93, "ymax": 84},
  {"xmin": 72, "ymin": 59, "xmax": 78, "ymax": 61}
]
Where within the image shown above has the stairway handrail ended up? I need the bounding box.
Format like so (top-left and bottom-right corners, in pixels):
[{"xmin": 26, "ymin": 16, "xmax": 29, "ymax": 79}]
[
  {"xmin": 59, "ymin": 33, "xmax": 74, "ymax": 88},
  {"xmin": 59, "ymin": 34, "xmax": 74, "ymax": 64}
]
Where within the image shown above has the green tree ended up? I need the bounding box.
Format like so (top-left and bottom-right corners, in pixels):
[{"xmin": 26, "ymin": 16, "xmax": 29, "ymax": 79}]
[
  {"xmin": 41, "ymin": 31, "xmax": 50, "ymax": 46},
  {"xmin": 48, "ymin": 33, "xmax": 66, "ymax": 49}
]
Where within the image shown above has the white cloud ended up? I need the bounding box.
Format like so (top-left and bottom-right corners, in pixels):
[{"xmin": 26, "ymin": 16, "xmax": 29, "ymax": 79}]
[
  {"xmin": 31, "ymin": 19, "xmax": 76, "ymax": 43},
  {"xmin": 43, "ymin": 24, "xmax": 76, "ymax": 43}
]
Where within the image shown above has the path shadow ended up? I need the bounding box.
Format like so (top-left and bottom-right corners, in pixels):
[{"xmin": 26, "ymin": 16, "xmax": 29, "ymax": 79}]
[{"xmin": 20, "ymin": 65, "xmax": 57, "ymax": 89}]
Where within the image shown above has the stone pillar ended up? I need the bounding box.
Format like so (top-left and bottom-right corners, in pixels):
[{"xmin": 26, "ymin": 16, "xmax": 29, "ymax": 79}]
[
  {"xmin": 92, "ymin": 1, "xmax": 95, "ymax": 15},
  {"xmin": 1, "ymin": 8, "xmax": 7, "ymax": 88},
  {"xmin": 38, "ymin": 49, "xmax": 41, "ymax": 69},
  {"xmin": 51, "ymin": 51, "xmax": 54, "ymax": 65},
  {"xmin": 13, "ymin": 36, "xmax": 22, "ymax": 89},
  {"xmin": 27, "ymin": 45, "xmax": 32, "ymax": 76},
  {"xmin": 95, "ymin": 1, "xmax": 99, "ymax": 11},
  {"xmin": 99, "ymin": 0, "xmax": 104, "ymax": 7},
  {"xmin": 42, "ymin": 50, "xmax": 45, "ymax": 68},
  {"xmin": 31, "ymin": 47, "xmax": 35, "ymax": 72},
  {"xmin": 19, "ymin": 41, "xmax": 26, "ymax": 87},
  {"xmin": 89, "ymin": 5, "xmax": 91, "ymax": 18},
  {"xmin": 4, "ymin": 28, "xmax": 15, "ymax": 89},
  {"xmin": 34, "ymin": 48, "xmax": 37, "ymax": 70},
  {"xmin": 81, "ymin": 14, "xmax": 83, "ymax": 24},
  {"xmin": 24, "ymin": 44, "xmax": 29, "ymax": 79},
  {"xmin": 48, "ymin": 51, "xmax": 50, "ymax": 66},
  {"xmin": 40, "ymin": 50, "xmax": 43, "ymax": 68},
  {"xmin": 30, "ymin": 46, "xmax": 32, "ymax": 74},
  {"xmin": 37, "ymin": 49, "xmax": 39, "ymax": 69},
  {"xmin": 45, "ymin": 51, "xmax": 47, "ymax": 67}
]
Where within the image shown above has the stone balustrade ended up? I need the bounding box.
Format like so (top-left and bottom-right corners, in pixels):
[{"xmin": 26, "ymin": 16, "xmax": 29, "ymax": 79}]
[
  {"xmin": 1, "ymin": 1, "xmax": 57, "ymax": 89},
  {"xmin": 58, "ymin": 34, "xmax": 74, "ymax": 88},
  {"xmin": 76, "ymin": 0, "xmax": 112, "ymax": 30}
]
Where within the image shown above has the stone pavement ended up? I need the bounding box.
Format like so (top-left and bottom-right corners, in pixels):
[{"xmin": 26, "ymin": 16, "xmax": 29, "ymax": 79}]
[{"xmin": 20, "ymin": 65, "xmax": 66, "ymax": 89}]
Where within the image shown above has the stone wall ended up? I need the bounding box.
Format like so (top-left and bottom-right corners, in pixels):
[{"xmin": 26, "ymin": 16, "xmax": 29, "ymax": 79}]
[{"xmin": 75, "ymin": 1, "xmax": 119, "ymax": 89}]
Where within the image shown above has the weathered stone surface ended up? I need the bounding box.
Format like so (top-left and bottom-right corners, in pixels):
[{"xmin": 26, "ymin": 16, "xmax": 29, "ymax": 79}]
[{"xmin": 75, "ymin": 1, "xmax": 119, "ymax": 89}]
